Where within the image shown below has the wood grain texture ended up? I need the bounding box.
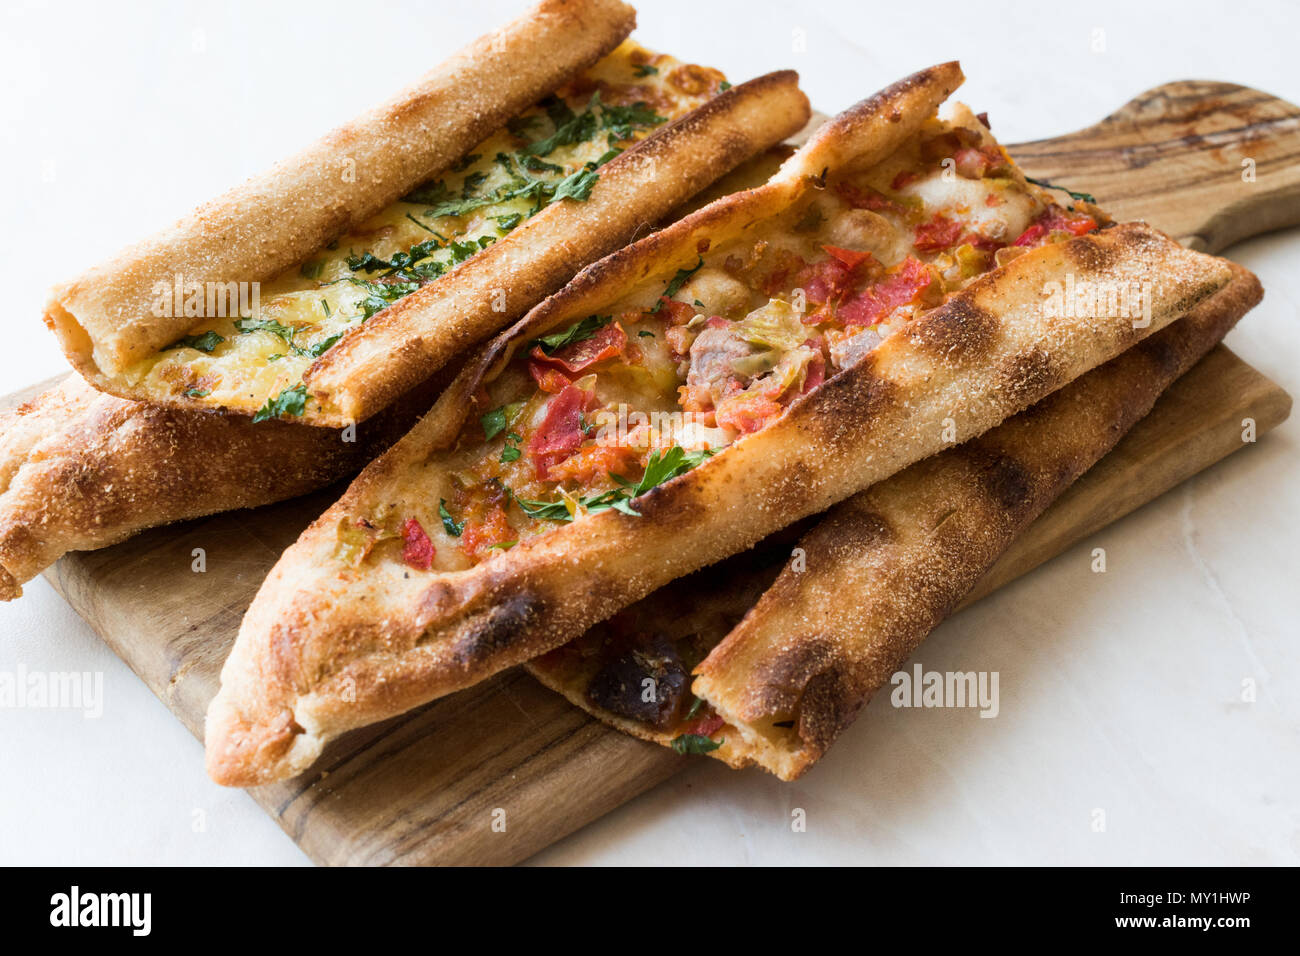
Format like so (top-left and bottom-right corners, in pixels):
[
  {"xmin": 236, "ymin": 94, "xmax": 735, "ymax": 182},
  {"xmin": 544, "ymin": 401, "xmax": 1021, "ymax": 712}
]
[
  {"xmin": 30, "ymin": 80, "xmax": 1300, "ymax": 864},
  {"xmin": 1010, "ymin": 79, "xmax": 1300, "ymax": 254}
]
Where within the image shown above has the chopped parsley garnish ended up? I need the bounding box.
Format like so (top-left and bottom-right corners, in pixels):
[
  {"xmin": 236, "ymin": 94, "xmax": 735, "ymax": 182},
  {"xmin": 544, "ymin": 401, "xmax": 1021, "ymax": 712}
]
[
  {"xmin": 524, "ymin": 95, "xmax": 597, "ymax": 157},
  {"xmin": 531, "ymin": 314, "xmax": 611, "ymax": 355},
  {"xmin": 401, "ymin": 92, "xmax": 661, "ymax": 225},
  {"xmin": 303, "ymin": 332, "xmax": 344, "ymax": 358},
  {"xmin": 164, "ymin": 330, "xmax": 225, "ymax": 353},
  {"xmin": 511, "ymin": 495, "xmax": 573, "ymax": 522},
  {"xmin": 638, "ymin": 330, "xmax": 655, "ymax": 338},
  {"xmin": 500, "ymin": 434, "xmax": 522, "ymax": 463},
  {"xmin": 252, "ymin": 383, "xmax": 308, "ymax": 423},
  {"xmin": 552, "ymin": 165, "xmax": 600, "ymax": 202},
  {"xmin": 438, "ymin": 499, "xmax": 465, "ymax": 537},
  {"xmin": 235, "ymin": 317, "xmax": 341, "ymax": 358},
  {"xmin": 671, "ymin": 734, "xmax": 723, "ymax": 755},
  {"xmin": 606, "ymin": 446, "xmax": 715, "ymax": 516},
  {"xmin": 184, "ymin": 387, "xmax": 210, "ymax": 398},
  {"xmin": 300, "ymin": 260, "xmax": 324, "ymax": 279},
  {"xmin": 234, "ymin": 317, "xmax": 297, "ymax": 345},
  {"xmin": 633, "ymin": 63, "xmax": 659, "ymax": 77},
  {"xmin": 509, "ymin": 446, "xmax": 714, "ymax": 522},
  {"xmin": 521, "ymin": 154, "xmax": 563, "ymax": 174},
  {"xmin": 481, "ymin": 406, "xmax": 510, "ymax": 440},
  {"xmin": 718, "ymin": 80, "xmax": 732, "ymax": 92},
  {"xmin": 524, "ymin": 92, "xmax": 663, "ymax": 158},
  {"xmin": 405, "ymin": 212, "xmax": 439, "ymax": 234},
  {"xmin": 495, "ymin": 213, "xmax": 522, "ymax": 232},
  {"xmin": 450, "ymin": 153, "xmax": 481, "ymax": 172},
  {"xmin": 1025, "ymin": 177, "xmax": 1097, "ymax": 205},
  {"xmin": 649, "ymin": 256, "xmax": 705, "ymax": 313}
]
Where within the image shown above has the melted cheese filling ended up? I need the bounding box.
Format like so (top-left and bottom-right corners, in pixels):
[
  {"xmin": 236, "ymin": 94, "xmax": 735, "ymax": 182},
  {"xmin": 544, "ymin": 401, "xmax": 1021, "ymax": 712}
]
[{"xmin": 126, "ymin": 42, "xmax": 727, "ymax": 420}]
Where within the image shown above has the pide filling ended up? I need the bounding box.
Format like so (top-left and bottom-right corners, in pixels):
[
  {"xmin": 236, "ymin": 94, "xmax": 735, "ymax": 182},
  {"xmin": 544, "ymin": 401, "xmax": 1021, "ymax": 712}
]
[
  {"xmin": 126, "ymin": 43, "xmax": 728, "ymax": 421},
  {"xmin": 334, "ymin": 106, "xmax": 1106, "ymax": 577}
]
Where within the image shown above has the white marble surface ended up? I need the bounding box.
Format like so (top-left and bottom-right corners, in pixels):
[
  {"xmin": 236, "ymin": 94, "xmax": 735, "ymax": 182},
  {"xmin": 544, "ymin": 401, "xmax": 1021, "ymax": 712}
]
[{"xmin": 0, "ymin": 0, "xmax": 1296, "ymax": 866}]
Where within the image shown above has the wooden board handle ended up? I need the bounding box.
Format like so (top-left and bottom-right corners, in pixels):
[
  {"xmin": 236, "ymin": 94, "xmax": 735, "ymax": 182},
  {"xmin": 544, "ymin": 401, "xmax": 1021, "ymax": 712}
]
[{"xmin": 1010, "ymin": 80, "xmax": 1300, "ymax": 253}]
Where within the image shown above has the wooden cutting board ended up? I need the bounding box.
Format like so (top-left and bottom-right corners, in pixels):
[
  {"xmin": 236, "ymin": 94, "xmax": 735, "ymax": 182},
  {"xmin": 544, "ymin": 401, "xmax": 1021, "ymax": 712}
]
[{"xmin": 27, "ymin": 79, "xmax": 1300, "ymax": 865}]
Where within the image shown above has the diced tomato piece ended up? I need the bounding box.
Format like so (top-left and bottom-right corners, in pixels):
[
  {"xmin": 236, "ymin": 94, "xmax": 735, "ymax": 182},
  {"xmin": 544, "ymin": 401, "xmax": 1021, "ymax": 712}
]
[
  {"xmin": 891, "ymin": 170, "xmax": 920, "ymax": 191},
  {"xmin": 528, "ymin": 362, "xmax": 573, "ymax": 393},
  {"xmin": 913, "ymin": 214, "xmax": 964, "ymax": 252},
  {"xmin": 527, "ymin": 384, "xmax": 591, "ymax": 479},
  {"xmin": 460, "ymin": 504, "xmax": 514, "ymax": 560},
  {"xmin": 801, "ymin": 350, "xmax": 825, "ymax": 395},
  {"xmin": 838, "ymin": 257, "xmax": 934, "ymax": 327},
  {"xmin": 683, "ymin": 714, "xmax": 725, "ymax": 737},
  {"xmin": 1013, "ymin": 223, "xmax": 1048, "ymax": 247},
  {"xmin": 1041, "ymin": 209, "xmax": 1098, "ymax": 237},
  {"xmin": 1015, "ymin": 209, "xmax": 1097, "ymax": 247},
  {"xmin": 401, "ymin": 517, "xmax": 435, "ymax": 570},
  {"xmin": 545, "ymin": 443, "xmax": 642, "ymax": 485},
  {"xmin": 530, "ymin": 323, "xmax": 626, "ymax": 376},
  {"xmin": 716, "ymin": 395, "xmax": 784, "ymax": 434},
  {"xmin": 962, "ymin": 231, "xmax": 1003, "ymax": 252},
  {"xmin": 822, "ymin": 245, "xmax": 874, "ymax": 270},
  {"xmin": 656, "ymin": 297, "xmax": 697, "ymax": 325}
]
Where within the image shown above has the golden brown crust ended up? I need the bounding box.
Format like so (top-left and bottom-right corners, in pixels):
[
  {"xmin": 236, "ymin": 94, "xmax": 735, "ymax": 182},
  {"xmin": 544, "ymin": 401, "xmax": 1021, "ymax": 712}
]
[
  {"xmin": 204, "ymin": 64, "xmax": 1231, "ymax": 786},
  {"xmin": 691, "ymin": 264, "xmax": 1263, "ymax": 779},
  {"xmin": 0, "ymin": 373, "xmax": 442, "ymax": 601},
  {"xmin": 45, "ymin": 0, "xmax": 637, "ymax": 380},
  {"xmin": 304, "ymin": 69, "xmax": 813, "ymax": 424}
]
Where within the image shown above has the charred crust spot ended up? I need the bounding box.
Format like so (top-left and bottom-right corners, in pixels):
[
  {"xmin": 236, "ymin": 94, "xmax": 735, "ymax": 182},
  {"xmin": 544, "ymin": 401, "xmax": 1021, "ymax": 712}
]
[
  {"xmin": 1135, "ymin": 328, "xmax": 1186, "ymax": 378},
  {"xmin": 967, "ymin": 449, "xmax": 1034, "ymax": 512},
  {"xmin": 449, "ymin": 591, "xmax": 542, "ymax": 668},
  {"xmin": 795, "ymin": 666, "xmax": 862, "ymax": 755},
  {"xmin": 800, "ymin": 361, "xmax": 899, "ymax": 448},
  {"xmin": 585, "ymin": 633, "xmax": 689, "ymax": 730},
  {"xmin": 828, "ymin": 506, "xmax": 895, "ymax": 552},
  {"xmin": 999, "ymin": 348, "xmax": 1059, "ymax": 406},
  {"xmin": 1064, "ymin": 231, "xmax": 1123, "ymax": 273},
  {"xmin": 905, "ymin": 298, "xmax": 999, "ymax": 365},
  {"xmin": 745, "ymin": 637, "xmax": 836, "ymax": 720}
]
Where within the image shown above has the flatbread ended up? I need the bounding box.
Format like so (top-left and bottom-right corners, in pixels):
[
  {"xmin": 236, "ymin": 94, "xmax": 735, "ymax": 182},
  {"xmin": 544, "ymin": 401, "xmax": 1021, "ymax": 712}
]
[
  {"xmin": 46, "ymin": 0, "xmax": 637, "ymax": 383},
  {"xmin": 204, "ymin": 62, "xmax": 1232, "ymax": 786},
  {"xmin": 528, "ymin": 264, "xmax": 1263, "ymax": 777},
  {"xmin": 45, "ymin": 4, "xmax": 810, "ymax": 427}
]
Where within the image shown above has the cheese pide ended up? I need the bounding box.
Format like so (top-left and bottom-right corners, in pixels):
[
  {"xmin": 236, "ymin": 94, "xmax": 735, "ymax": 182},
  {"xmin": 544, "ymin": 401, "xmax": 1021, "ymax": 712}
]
[
  {"xmin": 108, "ymin": 45, "xmax": 725, "ymax": 423},
  {"xmin": 205, "ymin": 62, "xmax": 1233, "ymax": 786},
  {"xmin": 44, "ymin": 0, "xmax": 811, "ymax": 426}
]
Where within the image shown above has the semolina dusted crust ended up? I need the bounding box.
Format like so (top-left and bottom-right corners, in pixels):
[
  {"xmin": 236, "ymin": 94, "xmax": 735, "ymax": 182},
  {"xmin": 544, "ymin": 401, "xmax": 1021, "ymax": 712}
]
[
  {"xmin": 528, "ymin": 265, "xmax": 1261, "ymax": 777},
  {"xmin": 0, "ymin": 372, "xmax": 443, "ymax": 601},
  {"xmin": 43, "ymin": 0, "xmax": 812, "ymax": 428},
  {"xmin": 305, "ymin": 68, "xmax": 812, "ymax": 424},
  {"xmin": 44, "ymin": 0, "xmax": 638, "ymax": 392},
  {"xmin": 204, "ymin": 62, "xmax": 1232, "ymax": 787}
]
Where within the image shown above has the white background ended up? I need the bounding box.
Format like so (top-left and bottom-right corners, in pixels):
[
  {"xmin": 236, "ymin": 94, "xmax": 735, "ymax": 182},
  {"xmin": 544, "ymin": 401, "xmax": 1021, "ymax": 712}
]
[{"xmin": 1, "ymin": 0, "xmax": 1297, "ymax": 865}]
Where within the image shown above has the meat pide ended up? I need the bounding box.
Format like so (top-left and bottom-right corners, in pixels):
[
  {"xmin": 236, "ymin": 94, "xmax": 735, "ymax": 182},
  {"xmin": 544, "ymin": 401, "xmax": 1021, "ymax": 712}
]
[
  {"xmin": 528, "ymin": 264, "xmax": 1262, "ymax": 777},
  {"xmin": 205, "ymin": 61, "xmax": 1233, "ymax": 786},
  {"xmin": 43, "ymin": 0, "xmax": 810, "ymax": 426}
]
